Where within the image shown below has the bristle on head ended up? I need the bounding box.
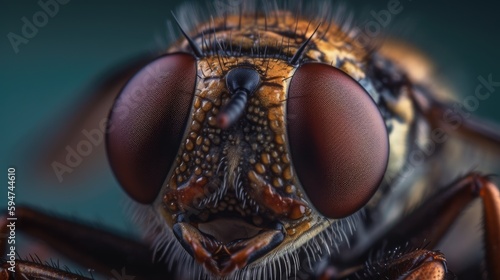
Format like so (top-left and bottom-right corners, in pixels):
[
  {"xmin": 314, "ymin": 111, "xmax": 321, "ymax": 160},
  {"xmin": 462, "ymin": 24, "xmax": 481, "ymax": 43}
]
[{"xmin": 171, "ymin": 11, "xmax": 204, "ymax": 58}]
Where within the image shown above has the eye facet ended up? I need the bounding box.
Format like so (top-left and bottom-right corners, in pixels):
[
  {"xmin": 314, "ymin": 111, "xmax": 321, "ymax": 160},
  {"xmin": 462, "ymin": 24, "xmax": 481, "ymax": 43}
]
[
  {"xmin": 106, "ymin": 53, "xmax": 197, "ymax": 204},
  {"xmin": 287, "ymin": 63, "xmax": 389, "ymax": 219}
]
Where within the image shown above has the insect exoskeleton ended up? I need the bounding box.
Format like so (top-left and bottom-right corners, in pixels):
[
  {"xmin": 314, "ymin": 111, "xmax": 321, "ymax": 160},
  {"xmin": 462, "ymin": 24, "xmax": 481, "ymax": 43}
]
[
  {"xmin": 3, "ymin": 1, "xmax": 500, "ymax": 280},
  {"xmin": 106, "ymin": 4, "xmax": 391, "ymax": 278}
]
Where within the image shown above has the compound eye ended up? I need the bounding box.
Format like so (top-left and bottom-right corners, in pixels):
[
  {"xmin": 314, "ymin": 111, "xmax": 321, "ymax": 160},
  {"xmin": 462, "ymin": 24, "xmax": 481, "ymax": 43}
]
[
  {"xmin": 107, "ymin": 53, "xmax": 197, "ymax": 204},
  {"xmin": 287, "ymin": 63, "xmax": 389, "ymax": 219}
]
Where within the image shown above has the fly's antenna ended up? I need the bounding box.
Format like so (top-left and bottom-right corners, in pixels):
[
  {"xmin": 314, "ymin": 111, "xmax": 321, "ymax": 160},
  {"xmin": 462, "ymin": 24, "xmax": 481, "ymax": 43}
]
[
  {"xmin": 171, "ymin": 11, "xmax": 203, "ymax": 58},
  {"xmin": 289, "ymin": 23, "xmax": 322, "ymax": 65},
  {"xmin": 217, "ymin": 67, "xmax": 260, "ymax": 129}
]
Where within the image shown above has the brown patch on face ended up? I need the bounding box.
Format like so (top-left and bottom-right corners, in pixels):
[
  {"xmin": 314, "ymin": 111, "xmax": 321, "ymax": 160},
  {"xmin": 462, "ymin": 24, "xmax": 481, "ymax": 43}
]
[{"xmin": 247, "ymin": 170, "xmax": 307, "ymax": 220}]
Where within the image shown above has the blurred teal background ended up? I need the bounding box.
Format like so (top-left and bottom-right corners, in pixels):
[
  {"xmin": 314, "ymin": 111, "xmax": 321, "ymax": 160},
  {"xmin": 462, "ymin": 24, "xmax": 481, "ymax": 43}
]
[{"xmin": 1, "ymin": 0, "xmax": 499, "ymax": 276}]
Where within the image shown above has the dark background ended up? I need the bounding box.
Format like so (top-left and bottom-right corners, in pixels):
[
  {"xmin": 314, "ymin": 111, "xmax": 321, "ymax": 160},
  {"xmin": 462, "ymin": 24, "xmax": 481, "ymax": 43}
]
[{"xmin": 1, "ymin": 0, "xmax": 499, "ymax": 277}]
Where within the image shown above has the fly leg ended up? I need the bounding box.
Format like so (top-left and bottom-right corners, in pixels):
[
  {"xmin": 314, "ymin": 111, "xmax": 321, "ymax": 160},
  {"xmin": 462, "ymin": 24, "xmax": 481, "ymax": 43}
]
[
  {"xmin": 317, "ymin": 249, "xmax": 452, "ymax": 280},
  {"xmin": 365, "ymin": 250, "xmax": 451, "ymax": 280},
  {"xmin": 1, "ymin": 259, "xmax": 91, "ymax": 280},
  {"xmin": 315, "ymin": 173, "xmax": 500, "ymax": 279},
  {"xmin": 0, "ymin": 206, "xmax": 171, "ymax": 280},
  {"xmin": 381, "ymin": 173, "xmax": 499, "ymax": 279}
]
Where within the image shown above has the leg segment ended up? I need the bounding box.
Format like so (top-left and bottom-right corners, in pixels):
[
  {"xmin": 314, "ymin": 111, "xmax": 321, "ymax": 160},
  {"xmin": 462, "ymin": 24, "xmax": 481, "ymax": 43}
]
[
  {"xmin": 1, "ymin": 260, "xmax": 91, "ymax": 280},
  {"xmin": 384, "ymin": 174, "xmax": 492, "ymax": 248},
  {"xmin": 356, "ymin": 249, "xmax": 452, "ymax": 280},
  {"xmin": 316, "ymin": 173, "xmax": 500, "ymax": 279},
  {"xmin": 316, "ymin": 249, "xmax": 453, "ymax": 280},
  {"xmin": 0, "ymin": 206, "xmax": 171, "ymax": 279},
  {"xmin": 481, "ymin": 178, "xmax": 500, "ymax": 280},
  {"xmin": 381, "ymin": 173, "xmax": 500, "ymax": 279}
]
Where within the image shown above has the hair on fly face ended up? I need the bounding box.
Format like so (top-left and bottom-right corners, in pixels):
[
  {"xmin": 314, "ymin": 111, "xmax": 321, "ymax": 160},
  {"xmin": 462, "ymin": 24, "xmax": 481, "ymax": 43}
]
[{"xmin": 158, "ymin": 0, "xmax": 378, "ymax": 62}]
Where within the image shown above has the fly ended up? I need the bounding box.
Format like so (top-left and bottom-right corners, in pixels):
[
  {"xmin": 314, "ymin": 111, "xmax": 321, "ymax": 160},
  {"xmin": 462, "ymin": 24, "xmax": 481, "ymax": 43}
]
[{"xmin": 2, "ymin": 1, "xmax": 500, "ymax": 280}]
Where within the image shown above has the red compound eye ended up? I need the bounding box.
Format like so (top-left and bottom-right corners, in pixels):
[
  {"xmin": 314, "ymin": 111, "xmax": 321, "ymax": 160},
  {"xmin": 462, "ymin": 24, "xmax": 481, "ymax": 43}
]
[
  {"xmin": 287, "ymin": 63, "xmax": 389, "ymax": 219},
  {"xmin": 106, "ymin": 53, "xmax": 197, "ymax": 204}
]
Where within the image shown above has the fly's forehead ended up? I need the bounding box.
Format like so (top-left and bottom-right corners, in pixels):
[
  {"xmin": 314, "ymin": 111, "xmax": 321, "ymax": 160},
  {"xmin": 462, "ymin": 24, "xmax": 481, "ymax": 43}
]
[
  {"xmin": 169, "ymin": 11, "xmax": 367, "ymax": 80},
  {"xmin": 162, "ymin": 56, "xmax": 313, "ymax": 234}
]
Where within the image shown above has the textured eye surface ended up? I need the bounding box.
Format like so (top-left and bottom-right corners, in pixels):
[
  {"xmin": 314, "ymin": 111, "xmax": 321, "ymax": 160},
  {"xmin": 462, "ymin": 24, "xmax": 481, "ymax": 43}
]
[
  {"xmin": 106, "ymin": 53, "xmax": 196, "ymax": 203},
  {"xmin": 287, "ymin": 63, "xmax": 389, "ymax": 219}
]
